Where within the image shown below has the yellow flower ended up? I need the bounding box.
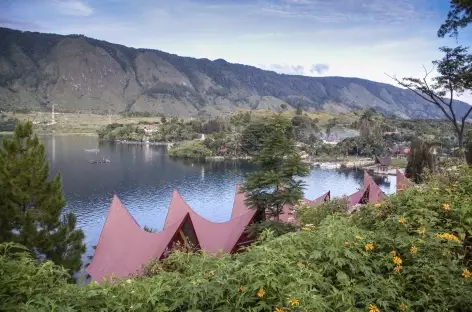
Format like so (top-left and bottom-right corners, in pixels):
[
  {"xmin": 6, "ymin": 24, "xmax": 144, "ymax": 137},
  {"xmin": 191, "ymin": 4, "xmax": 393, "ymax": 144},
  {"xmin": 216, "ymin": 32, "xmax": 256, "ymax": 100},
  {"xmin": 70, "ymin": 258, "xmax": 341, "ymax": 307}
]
[
  {"xmin": 446, "ymin": 188, "xmax": 452, "ymax": 193},
  {"xmin": 365, "ymin": 243, "xmax": 375, "ymax": 251},
  {"xmin": 432, "ymin": 187, "xmax": 439, "ymax": 191},
  {"xmin": 301, "ymin": 226, "xmax": 312, "ymax": 231},
  {"xmin": 355, "ymin": 235, "xmax": 362, "ymax": 240},
  {"xmin": 274, "ymin": 308, "xmax": 284, "ymax": 312},
  {"xmin": 410, "ymin": 246, "xmax": 417, "ymax": 254},
  {"xmin": 288, "ymin": 298, "xmax": 300, "ymax": 306},
  {"xmin": 393, "ymin": 256, "xmax": 403, "ymax": 266},
  {"xmin": 398, "ymin": 217, "xmax": 407, "ymax": 224},
  {"xmin": 399, "ymin": 303, "xmax": 407, "ymax": 311},
  {"xmin": 417, "ymin": 227, "xmax": 426, "ymax": 235},
  {"xmin": 375, "ymin": 203, "xmax": 382, "ymax": 208},
  {"xmin": 390, "ymin": 250, "xmax": 397, "ymax": 257},
  {"xmin": 393, "ymin": 265, "xmax": 402, "ymax": 272},
  {"xmin": 442, "ymin": 203, "xmax": 451, "ymax": 211},
  {"xmin": 436, "ymin": 233, "xmax": 460, "ymax": 242},
  {"xmin": 208, "ymin": 270, "xmax": 215, "ymax": 276},
  {"xmin": 344, "ymin": 242, "xmax": 351, "ymax": 247},
  {"xmin": 368, "ymin": 304, "xmax": 380, "ymax": 312},
  {"xmin": 452, "ymin": 184, "xmax": 457, "ymax": 188},
  {"xmin": 238, "ymin": 286, "xmax": 244, "ymax": 293},
  {"xmin": 463, "ymin": 269, "xmax": 471, "ymax": 278},
  {"xmin": 257, "ymin": 288, "xmax": 265, "ymax": 298}
]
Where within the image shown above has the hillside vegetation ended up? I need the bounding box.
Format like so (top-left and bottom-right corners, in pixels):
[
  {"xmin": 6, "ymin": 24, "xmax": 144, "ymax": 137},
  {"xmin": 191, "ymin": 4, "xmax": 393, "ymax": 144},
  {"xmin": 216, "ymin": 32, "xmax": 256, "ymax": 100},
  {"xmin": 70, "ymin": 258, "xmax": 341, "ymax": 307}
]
[
  {"xmin": 2, "ymin": 166, "xmax": 472, "ymax": 311},
  {"xmin": 1, "ymin": 27, "xmax": 471, "ymax": 118}
]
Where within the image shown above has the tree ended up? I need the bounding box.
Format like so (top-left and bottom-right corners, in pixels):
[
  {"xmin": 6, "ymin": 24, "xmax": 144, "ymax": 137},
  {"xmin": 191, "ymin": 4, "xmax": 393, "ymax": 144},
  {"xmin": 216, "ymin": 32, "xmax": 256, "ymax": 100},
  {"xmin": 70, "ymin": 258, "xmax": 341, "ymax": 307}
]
[
  {"xmin": 280, "ymin": 103, "xmax": 288, "ymax": 111},
  {"xmin": 438, "ymin": 0, "xmax": 472, "ymax": 38},
  {"xmin": 296, "ymin": 103, "xmax": 303, "ymax": 115},
  {"xmin": 405, "ymin": 137, "xmax": 434, "ymax": 183},
  {"xmin": 389, "ymin": 46, "xmax": 472, "ymax": 152},
  {"xmin": 466, "ymin": 129, "xmax": 472, "ymax": 165},
  {"xmin": 0, "ymin": 122, "xmax": 85, "ymax": 273},
  {"xmin": 241, "ymin": 114, "xmax": 310, "ymax": 221}
]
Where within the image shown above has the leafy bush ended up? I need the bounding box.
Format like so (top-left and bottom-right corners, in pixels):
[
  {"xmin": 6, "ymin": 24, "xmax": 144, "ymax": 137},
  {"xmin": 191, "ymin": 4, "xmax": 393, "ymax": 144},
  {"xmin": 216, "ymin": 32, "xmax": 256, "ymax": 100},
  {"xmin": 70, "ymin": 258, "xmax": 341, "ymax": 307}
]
[
  {"xmin": 3, "ymin": 157, "xmax": 472, "ymax": 312},
  {"xmin": 168, "ymin": 140, "xmax": 213, "ymax": 158}
]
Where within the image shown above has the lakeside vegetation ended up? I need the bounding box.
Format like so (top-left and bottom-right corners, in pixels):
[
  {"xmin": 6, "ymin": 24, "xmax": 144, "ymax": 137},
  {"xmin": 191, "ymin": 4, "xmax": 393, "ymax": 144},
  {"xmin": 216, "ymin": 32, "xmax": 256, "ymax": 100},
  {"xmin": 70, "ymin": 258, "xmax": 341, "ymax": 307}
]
[{"xmin": 93, "ymin": 108, "xmax": 464, "ymax": 161}]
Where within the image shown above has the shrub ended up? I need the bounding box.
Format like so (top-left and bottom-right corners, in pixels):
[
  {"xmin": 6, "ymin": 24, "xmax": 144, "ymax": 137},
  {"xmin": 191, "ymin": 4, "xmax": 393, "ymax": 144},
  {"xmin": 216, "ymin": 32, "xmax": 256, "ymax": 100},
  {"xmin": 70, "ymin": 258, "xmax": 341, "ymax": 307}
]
[
  {"xmin": 2, "ymin": 168, "xmax": 472, "ymax": 311},
  {"xmin": 168, "ymin": 140, "xmax": 213, "ymax": 158}
]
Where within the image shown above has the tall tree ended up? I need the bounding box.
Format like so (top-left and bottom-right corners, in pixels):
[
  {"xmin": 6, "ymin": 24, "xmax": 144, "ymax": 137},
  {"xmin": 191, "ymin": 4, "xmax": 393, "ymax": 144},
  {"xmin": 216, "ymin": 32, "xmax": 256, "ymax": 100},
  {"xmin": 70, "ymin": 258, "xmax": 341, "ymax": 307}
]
[
  {"xmin": 405, "ymin": 137, "xmax": 434, "ymax": 183},
  {"xmin": 0, "ymin": 122, "xmax": 85, "ymax": 273},
  {"xmin": 389, "ymin": 46, "xmax": 472, "ymax": 152},
  {"xmin": 241, "ymin": 114, "xmax": 309, "ymax": 221}
]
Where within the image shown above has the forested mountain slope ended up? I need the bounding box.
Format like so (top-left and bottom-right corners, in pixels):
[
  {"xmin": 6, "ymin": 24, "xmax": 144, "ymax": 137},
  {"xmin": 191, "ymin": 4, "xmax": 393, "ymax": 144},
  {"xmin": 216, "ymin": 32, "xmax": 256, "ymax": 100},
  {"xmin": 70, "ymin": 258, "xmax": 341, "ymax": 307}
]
[{"xmin": 0, "ymin": 27, "xmax": 470, "ymax": 118}]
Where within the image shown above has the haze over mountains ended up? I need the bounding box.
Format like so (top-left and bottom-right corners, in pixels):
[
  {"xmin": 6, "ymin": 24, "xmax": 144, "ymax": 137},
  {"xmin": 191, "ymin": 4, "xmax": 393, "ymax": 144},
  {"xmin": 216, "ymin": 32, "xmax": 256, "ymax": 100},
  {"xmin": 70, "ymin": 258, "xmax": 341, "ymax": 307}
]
[{"xmin": 0, "ymin": 27, "xmax": 470, "ymax": 118}]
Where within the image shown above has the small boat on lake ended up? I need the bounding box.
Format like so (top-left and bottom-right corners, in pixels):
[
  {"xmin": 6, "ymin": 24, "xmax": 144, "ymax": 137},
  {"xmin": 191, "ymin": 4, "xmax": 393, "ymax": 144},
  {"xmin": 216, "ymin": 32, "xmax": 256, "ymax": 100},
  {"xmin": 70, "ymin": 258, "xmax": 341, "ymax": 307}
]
[
  {"xmin": 89, "ymin": 157, "xmax": 110, "ymax": 164},
  {"xmin": 84, "ymin": 148, "xmax": 100, "ymax": 153}
]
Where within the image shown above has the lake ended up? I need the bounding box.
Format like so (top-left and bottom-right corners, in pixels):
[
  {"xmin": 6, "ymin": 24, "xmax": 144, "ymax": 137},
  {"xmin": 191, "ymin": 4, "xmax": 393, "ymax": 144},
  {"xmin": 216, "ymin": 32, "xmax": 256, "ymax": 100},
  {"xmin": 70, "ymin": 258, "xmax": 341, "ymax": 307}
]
[{"xmin": 38, "ymin": 135, "xmax": 396, "ymax": 261}]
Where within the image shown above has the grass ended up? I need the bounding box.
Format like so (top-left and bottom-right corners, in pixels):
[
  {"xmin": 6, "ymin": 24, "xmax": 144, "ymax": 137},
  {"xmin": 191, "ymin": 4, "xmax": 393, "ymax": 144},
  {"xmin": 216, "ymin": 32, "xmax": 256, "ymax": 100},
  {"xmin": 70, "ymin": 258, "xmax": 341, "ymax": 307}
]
[
  {"xmin": 390, "ymin": 157, "xmax": 408, "ymax": 168},
  {"xmin": 6, "ymin": 110, "xmax": 358, "ymax": 135},
  {"xmin": 5, "ymin": 112, "xmax": 165, "ymax": 135},
  {"xmin": 231, "ymin": 109, "xmax": 358, "ymax": 126}
]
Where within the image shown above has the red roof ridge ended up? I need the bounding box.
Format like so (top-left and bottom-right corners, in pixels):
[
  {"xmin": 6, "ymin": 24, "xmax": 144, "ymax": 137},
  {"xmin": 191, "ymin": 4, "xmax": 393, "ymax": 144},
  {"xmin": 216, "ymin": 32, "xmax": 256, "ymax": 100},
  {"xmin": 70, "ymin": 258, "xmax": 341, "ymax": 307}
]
[
  {"xmin": 231, "ymin": 184, "xmax": 250, "ymax": 219},
  {"xmin": 86, "ymin": 195, "xmax": 186, "ymax": 283}
]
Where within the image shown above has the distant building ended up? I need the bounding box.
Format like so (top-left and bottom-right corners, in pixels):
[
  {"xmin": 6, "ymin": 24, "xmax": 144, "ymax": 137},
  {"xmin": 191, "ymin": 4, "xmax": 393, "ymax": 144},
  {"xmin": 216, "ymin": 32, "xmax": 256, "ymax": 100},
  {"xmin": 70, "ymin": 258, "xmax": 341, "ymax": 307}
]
[
  {"xmin": 143, "ymin": 125, "xmax": 157, "ymax": 135},
  {"xmin": 375, "ymin": 156, "xmax": 391, "ymax": 171}
]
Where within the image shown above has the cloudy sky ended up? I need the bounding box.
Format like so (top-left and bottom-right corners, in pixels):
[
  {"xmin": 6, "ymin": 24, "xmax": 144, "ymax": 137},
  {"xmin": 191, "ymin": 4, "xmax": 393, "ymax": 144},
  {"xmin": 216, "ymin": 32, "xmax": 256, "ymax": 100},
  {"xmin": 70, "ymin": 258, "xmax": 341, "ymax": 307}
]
[{"xmin": 1, "ymin": 0, "xmax": 471, "ymax": 100}]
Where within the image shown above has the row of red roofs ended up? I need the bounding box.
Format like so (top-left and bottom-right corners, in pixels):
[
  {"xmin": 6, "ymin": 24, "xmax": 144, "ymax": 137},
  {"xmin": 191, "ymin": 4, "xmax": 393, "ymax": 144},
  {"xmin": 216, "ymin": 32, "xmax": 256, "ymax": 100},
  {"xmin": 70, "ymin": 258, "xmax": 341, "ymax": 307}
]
[{"xmin": 87, "ymin": 169, "xmax": 413, "ymax": 283}]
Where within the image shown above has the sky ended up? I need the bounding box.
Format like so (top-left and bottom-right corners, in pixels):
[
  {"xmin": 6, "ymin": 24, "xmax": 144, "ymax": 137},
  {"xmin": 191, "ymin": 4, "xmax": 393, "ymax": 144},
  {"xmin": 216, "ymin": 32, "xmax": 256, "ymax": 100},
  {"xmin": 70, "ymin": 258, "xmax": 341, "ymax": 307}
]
[{"xmin": 1, "ymin": 0, "xmax": 471, "ymax": 102}]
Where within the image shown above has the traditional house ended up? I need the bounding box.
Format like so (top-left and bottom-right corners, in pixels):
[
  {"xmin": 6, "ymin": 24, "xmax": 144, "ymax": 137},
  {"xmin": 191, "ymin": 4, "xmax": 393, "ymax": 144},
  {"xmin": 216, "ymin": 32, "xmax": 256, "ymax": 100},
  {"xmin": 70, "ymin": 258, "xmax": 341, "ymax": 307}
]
[
  {"xmin": 396, "ymin": 169, "xmax": 414, "ymax": 192},
  {"xmin": 87, "ymin": 186, "xmax": 257, "ymax": 283},
  {"xmin": 375, "ymin": 156, "xmax": 391, "ymax": 172}
]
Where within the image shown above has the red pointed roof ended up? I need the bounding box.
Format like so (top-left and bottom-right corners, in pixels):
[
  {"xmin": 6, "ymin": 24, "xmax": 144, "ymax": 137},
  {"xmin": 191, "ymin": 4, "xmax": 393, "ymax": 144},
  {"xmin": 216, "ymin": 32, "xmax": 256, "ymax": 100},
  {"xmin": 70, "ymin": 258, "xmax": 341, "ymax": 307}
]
[
  {"xmin": 164, "ymin": 190, "xmax": 257, "ymax": 254},
  {"xmin": 231, "ymin": 184, "xmax": 250, "ymax": 219},
  {"xmin": 86, "ymin": 195, "xmax": 184, "ymax": 283},
  {"xmin": 396, "ymin": 169, "xmax": 414, "ymax": 192},
  {"xmin": 347, "ymin": 186, "xmax": 369, "ymax": 208},
  {"xmin": 363, "ymin": 170, "xmax": 384, "ymax": 204}
]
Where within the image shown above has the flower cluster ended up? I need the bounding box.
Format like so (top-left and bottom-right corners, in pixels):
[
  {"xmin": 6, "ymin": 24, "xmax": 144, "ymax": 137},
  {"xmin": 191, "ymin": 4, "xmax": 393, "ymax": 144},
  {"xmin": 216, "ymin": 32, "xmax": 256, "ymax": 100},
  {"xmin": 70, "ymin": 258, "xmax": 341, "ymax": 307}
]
[
  {"xmin": 392, "ymin": 254, "xmax": 403, "ymax": 272},
  {"xmin": 365, "ymin": 243, "xmax": 375, "ymax": 251},
  {"xmin": 435, "ymin": 233, "xmax": 461, "ymax": 243}
]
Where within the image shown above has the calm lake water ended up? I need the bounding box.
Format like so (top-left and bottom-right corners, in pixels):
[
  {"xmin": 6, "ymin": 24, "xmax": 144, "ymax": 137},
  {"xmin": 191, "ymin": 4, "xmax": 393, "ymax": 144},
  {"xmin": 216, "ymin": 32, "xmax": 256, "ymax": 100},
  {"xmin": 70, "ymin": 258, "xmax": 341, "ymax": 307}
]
[{"xmin": 38, "ymin": 135, "xmax": 396, "ymax": 261}]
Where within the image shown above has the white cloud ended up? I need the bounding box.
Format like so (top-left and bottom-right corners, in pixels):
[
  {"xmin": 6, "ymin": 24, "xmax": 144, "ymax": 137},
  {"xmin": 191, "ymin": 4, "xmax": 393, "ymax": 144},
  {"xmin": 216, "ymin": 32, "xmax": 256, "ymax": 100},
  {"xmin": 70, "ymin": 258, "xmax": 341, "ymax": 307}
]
[
  {"xmin": 260, "ymin": 63, "xmax": 329, "ymax": 76},
  {"xmin": 53, "ymin": 0, "xmax": 93, "ymax": 17}
]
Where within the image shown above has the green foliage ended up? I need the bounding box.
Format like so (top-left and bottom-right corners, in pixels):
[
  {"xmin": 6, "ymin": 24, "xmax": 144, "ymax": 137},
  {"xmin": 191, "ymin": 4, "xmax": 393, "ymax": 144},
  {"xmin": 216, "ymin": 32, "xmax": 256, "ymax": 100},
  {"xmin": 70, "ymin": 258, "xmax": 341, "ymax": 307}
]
[
  {"xmin": 4, "ymin": 166, "xmax": 472, "ymax": 311},
  {"xmin": 291, "ymin": 115, "xmax": 320, "ymax": 144},
  {"xmin": 405, "ymin": 137, "xmax": 434, "ymax": 183},
  {"xmin": 295, "ymin": 198, "xmax": 348, "ymax": 227},
  {"xmin": 467, "ymin": 129, "xmax": 472, "ymax": 165},
  {"xmin": 242, "ymin": 114, "xmax": 310, "ymax": 220},
  {"xmin": 0, "ymin": 122, "xmax": 85, "ymax": 274},
  {"xmin": 168, "ymin": 140, "xmax": 213, "ymax": 159},
  {"xmin": 438, "ymin": 0, "xmax": 472, "ymax": 38},
  {"xmin": 245, "ymin": 220, "xmax": 297, "ymax": 238},
  {"xmin": 241, "ymin": 118, "xmax": 270, "ymax": 155}
]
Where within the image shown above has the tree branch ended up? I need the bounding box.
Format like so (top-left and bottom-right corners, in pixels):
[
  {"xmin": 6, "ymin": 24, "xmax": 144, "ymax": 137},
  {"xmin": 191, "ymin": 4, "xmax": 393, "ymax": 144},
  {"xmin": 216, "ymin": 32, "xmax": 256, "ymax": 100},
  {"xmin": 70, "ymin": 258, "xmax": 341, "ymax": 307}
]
[{"xmin": 385, "ymin": 73, "xmax": 455, "ymax": 123}]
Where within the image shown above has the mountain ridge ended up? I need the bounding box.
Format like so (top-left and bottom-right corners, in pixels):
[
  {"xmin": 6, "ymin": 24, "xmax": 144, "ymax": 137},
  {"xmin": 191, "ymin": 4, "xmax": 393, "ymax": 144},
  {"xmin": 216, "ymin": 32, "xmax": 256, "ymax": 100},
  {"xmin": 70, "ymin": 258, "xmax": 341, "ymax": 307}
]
[{"xmin": 0, "ymin": 27, "xmax": 470, "ymax": 118}]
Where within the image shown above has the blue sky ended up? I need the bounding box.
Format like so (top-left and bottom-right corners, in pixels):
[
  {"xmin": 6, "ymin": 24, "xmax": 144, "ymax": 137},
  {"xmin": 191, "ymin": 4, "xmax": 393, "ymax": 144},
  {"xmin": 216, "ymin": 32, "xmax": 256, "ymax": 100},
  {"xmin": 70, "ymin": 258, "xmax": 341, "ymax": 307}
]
[{"xmin": 1, "ymin": 0, "xmax": 471, "ymax": 101}]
